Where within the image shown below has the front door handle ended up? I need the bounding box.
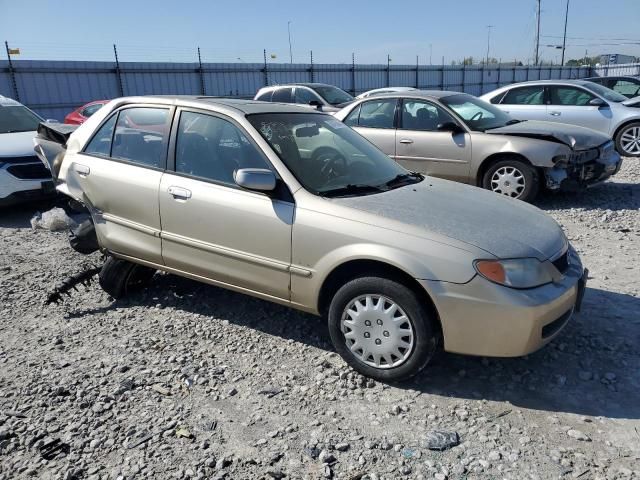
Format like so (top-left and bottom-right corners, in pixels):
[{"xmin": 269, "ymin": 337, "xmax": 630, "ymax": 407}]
[
  {"xmin": 549, "ymin": 111, "xmax": 562, "ymax": 116},
  {"xmin": 74, "ymin": 164, "xmax": 90, "ymax": 176},
  {"xmin": 399, "ymin": 138, "xmax": 414, "ymax": 144},
  {"xmin": 168, "ymin": 186, "xmax": 192, "ymax": 200}
]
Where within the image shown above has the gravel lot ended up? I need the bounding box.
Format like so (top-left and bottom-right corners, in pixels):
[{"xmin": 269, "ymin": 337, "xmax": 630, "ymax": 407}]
[{"xmin": 1, "ymin": 160, "xmax": 639, "ymax": 480}]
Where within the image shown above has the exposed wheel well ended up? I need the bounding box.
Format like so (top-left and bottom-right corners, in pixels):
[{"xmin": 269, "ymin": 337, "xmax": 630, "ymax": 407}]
[
  {"xmin": 476, "ymin": 152, "xmax": 534, "ymax": 186},
  {"xmin": 317, "ymin": 259, "xmax": 441, "ymax": 332}
]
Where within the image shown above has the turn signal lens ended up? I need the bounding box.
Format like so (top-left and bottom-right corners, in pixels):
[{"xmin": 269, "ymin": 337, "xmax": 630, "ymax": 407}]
[{"xmin": 475, "ymin": 260, "xmax": 506, "ymax": 284}]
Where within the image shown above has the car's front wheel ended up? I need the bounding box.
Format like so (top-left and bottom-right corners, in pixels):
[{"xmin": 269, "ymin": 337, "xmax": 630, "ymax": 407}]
[
  {"xmin": 615, "ymin": 122, "xmax": 640, "ymax": 157},
  {"xmin": 99, "ymin": 256, "xmax": 156, "ymax": 299},
  {"xmin": 482, "ymin": 158, "xmax": 539, "ymax": 202},
  {"xmin": 327, "ymin": 277, "xmax": 439, "ymax": 382}
]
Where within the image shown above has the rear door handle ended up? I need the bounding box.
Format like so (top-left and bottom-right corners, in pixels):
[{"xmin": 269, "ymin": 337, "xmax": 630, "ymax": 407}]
[
  {"xmin": 399, "ymin": 138, "xmax": 414, "ymax": 144},
  {"xmin": 74, "ymin": 164, "xmax": 90, "ymax": 176},
  {"xmin": 549, "ymin": 111, "xmax": 562, "ymax": 116},
  {"xmin": 168, "ymin": 186, "xmax": 192, "ymax": 200}
]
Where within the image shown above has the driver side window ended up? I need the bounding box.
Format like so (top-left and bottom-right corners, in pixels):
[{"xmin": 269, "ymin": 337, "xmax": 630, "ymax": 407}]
[
  {"xmin": 400, "ymin": 100, "xmax": 456, "ymax": 131},
  {"xmin": 175, "ymin": 111, "xmax": 270, "ymax": 185},
  {"xmin": 294, "ymin": 87, "xmax": 319, "ymax": 105},
  {"xmin": 548, "ymin": 86, "xmax": 594, "ymax": 106}
]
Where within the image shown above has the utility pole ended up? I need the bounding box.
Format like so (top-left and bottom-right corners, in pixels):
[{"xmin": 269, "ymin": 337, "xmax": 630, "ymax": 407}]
[
  {"xmin": 486, "ymin": 25, "xmax": 494, "ymax": 66},
  {"xmin": 287, "ymin": 21, "xmax": 293, "ymax": 63},
  {"xmin": 534, "ymin": 0, "xmax": 541, "ymax": 65},
  {"xmin": 561, "ymin": 0, "xmax": 569, "ymax": 66}
]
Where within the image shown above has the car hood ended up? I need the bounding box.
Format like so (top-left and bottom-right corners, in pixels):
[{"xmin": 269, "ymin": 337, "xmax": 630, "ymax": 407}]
[
  {"xmin": 332, "ymin": 177, "xmax": 566, "ymax": 261},
  {"xmin": 0, "ymin": 130, "xmax": 38, "ymax": 156},
  {"xmin": 622, "ymin": 95, "xmax": 640, "ymax": 107},
  {"xmin": 485, "ymin": 120, "xmax": 609, "ymax": 150}
]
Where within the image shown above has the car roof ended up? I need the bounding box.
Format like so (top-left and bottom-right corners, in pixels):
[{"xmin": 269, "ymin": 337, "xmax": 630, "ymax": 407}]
[
  {"xmin": 585, "ymin": 75, "xmax": 639, "ymax": 81},
  {"xmin": 357, "ymin": 90, "xmax": 465, "ymax": 100},
  {"xmin": 261, "ymin": 83, "xmax": 337, "ymax": 89},
  {"xmin": 0, "ymin": 95, "xmax": 23, "ymax": 107},
  {"xmin": 499, "ymin": 79, "xmax": 596, "ymax": 89},
  {"xmin": 111, "ymin": 95, "xmax": 332, "ymax": 115}
]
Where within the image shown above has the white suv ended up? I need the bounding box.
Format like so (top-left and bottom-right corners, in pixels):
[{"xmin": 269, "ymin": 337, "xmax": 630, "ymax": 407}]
[{"xmin": 0, "ymin": 96, "xmax": 55, "ymax": 206}]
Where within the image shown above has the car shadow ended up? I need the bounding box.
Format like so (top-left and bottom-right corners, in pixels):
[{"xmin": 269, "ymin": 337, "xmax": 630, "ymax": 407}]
[
  {"xmin": 534, "ymin": 179, "xmax": 639, "ymax": 212},
  {"xmin": 69, "ymin": 273, "xmax": 640, "ymax": 420}
]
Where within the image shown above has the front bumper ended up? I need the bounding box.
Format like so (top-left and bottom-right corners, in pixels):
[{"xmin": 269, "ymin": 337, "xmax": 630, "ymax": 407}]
[
  {"xmin": 421, "ymin": 249, "xmax": 585, "ymax": 357},
  {"xmin": 0, "ymin": 158, "xmax": 55, "ymax": 206},
  {"xmin": 545, "ymin": 146, "xmax": 622, "ymax": 191}
]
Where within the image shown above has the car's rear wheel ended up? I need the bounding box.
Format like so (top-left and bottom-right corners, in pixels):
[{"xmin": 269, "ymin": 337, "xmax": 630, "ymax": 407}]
[
  {"xmin": 327, "ymin": 277, "xmax": 439, "ymax": 382},
  {"xmin": 99, "ymin": 256, "xmax": 156, "ymax": 299},
  {"xmin": 615, "ymin": 122, "xmax": 640, "ymax": 157},
  {"xmin": 482, "ymin": 158, "xmax": 539, "ymax": 202}
]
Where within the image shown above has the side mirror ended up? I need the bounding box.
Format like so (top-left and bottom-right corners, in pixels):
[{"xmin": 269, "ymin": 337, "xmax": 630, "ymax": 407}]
[
  {"xmin": 234, "ymin": 168, "xmax": 276, "ymax": 192},
  {"xmin": 437, "ymin": 121, "xmax": 463, "ymax": 133},
  {"xmin": 308, "ymin": 100, "xmax": 323, "ymax": 110},
  {"xmin": 589, "ymin": 98, "xmax": 607, "ymax": 107}
]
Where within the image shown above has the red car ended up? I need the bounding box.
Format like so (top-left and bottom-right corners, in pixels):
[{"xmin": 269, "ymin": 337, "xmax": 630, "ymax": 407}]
[{"xmin": 64, "ymin": 100, "xmax": 109, "ymax": 125}]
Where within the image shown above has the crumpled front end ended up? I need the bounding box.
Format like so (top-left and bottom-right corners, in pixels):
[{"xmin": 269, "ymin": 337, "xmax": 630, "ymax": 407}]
[{"xmin": 544, "ymin": 140, "xmax": 622, "ymax": 191}]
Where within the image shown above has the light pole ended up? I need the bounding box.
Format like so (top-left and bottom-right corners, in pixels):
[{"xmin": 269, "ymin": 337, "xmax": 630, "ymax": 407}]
[
  {"xmin": 561, "ymin": 0, "xmax": 570, "ymax": 66},
  {"xmin": 486, "ymin": 25, "xmax": 494, "ymax": 66},
  {"xmin": 287, "ymin": 21, "xmax": 293, "ymax": 64}
]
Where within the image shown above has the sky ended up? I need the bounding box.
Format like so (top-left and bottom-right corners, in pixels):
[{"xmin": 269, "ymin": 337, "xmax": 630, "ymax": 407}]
[{"xmin": 1, "ymin": 0, "xmax": 639, "ymax": 65}]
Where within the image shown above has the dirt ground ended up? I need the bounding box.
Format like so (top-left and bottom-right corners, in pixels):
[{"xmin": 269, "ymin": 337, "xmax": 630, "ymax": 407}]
[{"xmin": 1, "ymin": 160, "xmax": 638, "ymax": 480}]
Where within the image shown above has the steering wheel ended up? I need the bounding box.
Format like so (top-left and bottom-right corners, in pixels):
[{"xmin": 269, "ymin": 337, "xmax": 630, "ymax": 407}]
[
  {"xmin": 313, "ymin": 148, "xmax": 347, "ymax": 182},
  {"xmin": 470, "ymin": 111, "xmax": 484, "ymax": 121}
]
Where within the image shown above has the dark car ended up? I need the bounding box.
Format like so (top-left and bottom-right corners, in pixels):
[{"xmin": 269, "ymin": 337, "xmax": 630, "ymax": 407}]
[{"xmin": 584, "ymin": 76, "xmax": 640, "ymax": 99}]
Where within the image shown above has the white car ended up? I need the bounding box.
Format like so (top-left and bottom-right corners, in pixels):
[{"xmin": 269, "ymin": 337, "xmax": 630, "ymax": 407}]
[
  {"xmin": 356, "ymin": 87, "xmax": 419, "ymax": 99},
  {"xmin": 0, "ymin": 96, "xmax": 55, "ymax": 206}
]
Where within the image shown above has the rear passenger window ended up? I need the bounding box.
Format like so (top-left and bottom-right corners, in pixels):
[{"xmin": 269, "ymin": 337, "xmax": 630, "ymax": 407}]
[
  {"xmin": 358, "ymin": 99, "xmax": 397, "ymax": 129},
  {"xmin": 111, "ymin": 108, "xmax": 169, "ymax": 168},
  {"xmin": 255, "ymin": 90, "xmax": 273, "ymax": 102},
  {"xmin": 272, "ymin": 88, "xmax": 293, "ymax": 103},
  {"xmin": 501, "ymin": 86, "xmax": 545, "ymax": 105},
  {"xmin": 84, "ymin": 114, "xmax": 116, "ymax": 156},
  {"xmin": 175, "ymin": 111, "xmax": 270, "ymax": 185}
]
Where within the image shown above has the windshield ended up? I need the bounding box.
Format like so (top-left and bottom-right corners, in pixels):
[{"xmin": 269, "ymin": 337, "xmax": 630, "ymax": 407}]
[
  {"xmin": 582, "ymin": 82, "xmax": 629, "ymax": 103},
  {"xmin": 440, "ymin": 94, "xmax": 514, "ymax": 131},
  {"xmin": 248, "ymin": 113, "xmax": 420, "ymax": 196},
  {"xmin": 311, "ymin": 85, "xmax": 354, "ymax": 105},
  {"xmin": 0, "ymin": 105, "xmax": 42, "ymax": 134}
]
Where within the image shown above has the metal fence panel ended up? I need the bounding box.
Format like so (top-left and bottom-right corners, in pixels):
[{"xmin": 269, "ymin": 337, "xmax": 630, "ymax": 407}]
[
  {"xmin": 592, "ymin": 62, "xmax": 640, "ymax": 77},
  {"xmin": 1, "ymin": 59, "xmax": 619, "ymax": 120}
]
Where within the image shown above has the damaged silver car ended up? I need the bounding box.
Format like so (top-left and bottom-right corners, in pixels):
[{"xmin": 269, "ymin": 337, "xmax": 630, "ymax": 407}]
[{"xmin": 334, "ymin": 91, "xmax": 622, "ymax": 202}]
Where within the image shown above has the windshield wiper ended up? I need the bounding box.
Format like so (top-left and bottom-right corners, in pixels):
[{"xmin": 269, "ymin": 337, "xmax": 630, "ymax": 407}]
[
  {"xmin": 319, "ymin": 183, "xmax": 386, "ymax": 198},
  {"xmin": 383, "ymin": 172, "xmax": 424, "ymax": 189}
]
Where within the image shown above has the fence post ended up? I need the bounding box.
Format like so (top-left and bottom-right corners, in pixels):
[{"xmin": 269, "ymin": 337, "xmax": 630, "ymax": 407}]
[
  {"xmin": 113, "ymin": 44, "xmax": 124, "ymax": 97},
  {"xmin": 440, "ymin": 56, "xmax": 444, "ymax": 89},
  {"xmin": 263, "ymin": 49, "xmax": 269, "ymax": 86},
  {"xmin": 481, "ymin": 64, "xmax": 485, "ymax": 94},
  {"xmin": 386, "ymin": 54, "xmax": 390, "ymax": 87},
  {"xmin": 351, "ymin": 53, "xmax": 356, "ymax": 96},
  {"xmin": 461, "ymin": 63, "xmax": 466, "ymax": 92},
  {"xmin": 415, "ymin": 56, "xmax": 419, "ymax": 89},
  {"xmin": 309, "ymin": 50, "xmax": 314, "ymax": 83},
  {"xmin": 197, "ymin": 47, "xmax": 206, "ymax": 95},
  {"xmin": 4, "ymin": 41, "xmax": 20, "ymax": 102}
]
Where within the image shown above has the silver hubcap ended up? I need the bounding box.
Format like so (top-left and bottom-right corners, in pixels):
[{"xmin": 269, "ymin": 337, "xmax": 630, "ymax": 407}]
[
  {"xmin": 341, "ymin": 294, "xmax": 414, "ymax": 369},
  {"xmin": 620, "ymin": 126, "xmax": 640, "ymax": 155},
  {"xmin": 491, "ymin": 166, "xmax": 526, "ymax": 198}
]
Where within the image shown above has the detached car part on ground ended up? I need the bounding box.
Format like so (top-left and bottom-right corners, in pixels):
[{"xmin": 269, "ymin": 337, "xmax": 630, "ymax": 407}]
[
  {"xmin": 35, "ymin": 96, "xmax": 587, "ymax": 382},
  {"xmin": 0, "ymin": 95, "xmax": 56, "ymax": 207},
  {"xmin": 480, "ymin": 79, "xmax": 640, "ymax": 157},
  {"xmin": 334, "ymin": 91, "xmax": 621, "ymax": 202}
]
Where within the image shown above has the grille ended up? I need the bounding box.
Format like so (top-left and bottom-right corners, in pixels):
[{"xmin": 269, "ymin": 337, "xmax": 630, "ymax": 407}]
[
  {"xmin": 6, "ymin": 163, "xmax": 51, "ymax": 180},
  {"xmin": 552, "ymin": 250, "xmax": 569, "ymax": 274},
  {"xmin": 542, "ymin": 308, "xmax": 572, "ymax": 339}
]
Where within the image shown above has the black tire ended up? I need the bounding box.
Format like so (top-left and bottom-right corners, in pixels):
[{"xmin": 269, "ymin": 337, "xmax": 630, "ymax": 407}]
[
  {"xmin": 614, "ymin": 121, "xmax": 640, "ymax": 157},
  {"xmin": 98, "ymin": 256, "xmax": 156, "ymax": 299},
  {"xmin": 327, "ymin": 277, "xmax": 439, "ymax": 382},
  {"xmin": 482, "ymin": 158, "xmax": 539, "ymax": 202}
]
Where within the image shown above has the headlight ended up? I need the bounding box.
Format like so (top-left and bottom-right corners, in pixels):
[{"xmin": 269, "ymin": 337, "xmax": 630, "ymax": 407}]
[{"xmin": 474, "ymin": 258, "xmax": 553, "ymax": 289}]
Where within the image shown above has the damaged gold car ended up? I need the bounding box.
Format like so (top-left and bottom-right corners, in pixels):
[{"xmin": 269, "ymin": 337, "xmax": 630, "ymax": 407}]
[{"xmin": 35, "ymin": 96, "xmax": 587, "ymax": 381}]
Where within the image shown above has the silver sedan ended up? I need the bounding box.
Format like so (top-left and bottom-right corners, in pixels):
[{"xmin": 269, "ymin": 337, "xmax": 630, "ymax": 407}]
[
  {"xmin": 334, "ymin": 91, "xmax": 621, "ymax": 202},
  {"xmin": 480, "ymin": 80, "xmax": 640, "ymax": 157}
]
